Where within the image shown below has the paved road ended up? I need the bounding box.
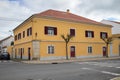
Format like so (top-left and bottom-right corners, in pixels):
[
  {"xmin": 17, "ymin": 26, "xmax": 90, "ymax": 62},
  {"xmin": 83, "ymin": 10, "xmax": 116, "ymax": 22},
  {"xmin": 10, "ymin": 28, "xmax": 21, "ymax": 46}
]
[{"xmin": 0, "ymin": 59, "xmax": 120, "ymax": 80}]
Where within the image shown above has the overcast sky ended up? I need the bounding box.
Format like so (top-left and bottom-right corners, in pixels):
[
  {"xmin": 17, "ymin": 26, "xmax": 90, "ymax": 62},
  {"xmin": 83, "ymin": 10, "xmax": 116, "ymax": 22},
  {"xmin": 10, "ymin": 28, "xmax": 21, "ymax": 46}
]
[{"xmin": 0, "ymin": 0, "xmax": 120, "ymax": 40}]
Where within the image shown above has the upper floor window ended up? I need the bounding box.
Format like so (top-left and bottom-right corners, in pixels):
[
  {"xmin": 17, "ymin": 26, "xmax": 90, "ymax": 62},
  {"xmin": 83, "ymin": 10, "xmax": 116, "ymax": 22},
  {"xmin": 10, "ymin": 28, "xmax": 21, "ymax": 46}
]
[
  {"xmin": 100, "ymin": 32, "xmax": 108, "ymax": 39},
  {"xmin": 48, "ymin": 45, "xmax": 54, "ymax": 54},
  {"xmin": 18, "ymin": 33, "xmax": 21, "ymax": 40},
  {"xmin": 23, "ymin": 31, "xmax": 25, "ymax": 38},
  {"xmin": 85, "ymin": 31, "xmax": 94, "ymax": 38},
  {"xmin": 15, "ymin": 35, "xmax": 17, "ymax": 41},
  {"xmin": 45, "ymin": 26, "xmax": 57, "ymax": 35},
  {"xmin": 70, "ymin": 29, "xmax": 75, "ymax": 36},
  {"xmin": 27, "ymin": 27, "xmax": 32, "ymax": 36}
]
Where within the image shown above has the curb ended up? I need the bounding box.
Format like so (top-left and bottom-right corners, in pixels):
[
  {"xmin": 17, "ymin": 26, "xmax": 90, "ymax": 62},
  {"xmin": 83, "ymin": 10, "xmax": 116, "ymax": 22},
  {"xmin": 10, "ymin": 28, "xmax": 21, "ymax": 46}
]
[{"xmin": 21, "ymin": 57, "xmax": 120, "ymax": 64}]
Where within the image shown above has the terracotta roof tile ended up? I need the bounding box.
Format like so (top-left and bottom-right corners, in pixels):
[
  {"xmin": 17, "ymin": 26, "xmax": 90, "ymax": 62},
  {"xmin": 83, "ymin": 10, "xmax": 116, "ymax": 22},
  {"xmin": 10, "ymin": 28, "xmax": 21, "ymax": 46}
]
[{"xmin": 35, "ymin": 9, "xmax": 104, "ymax": 25}]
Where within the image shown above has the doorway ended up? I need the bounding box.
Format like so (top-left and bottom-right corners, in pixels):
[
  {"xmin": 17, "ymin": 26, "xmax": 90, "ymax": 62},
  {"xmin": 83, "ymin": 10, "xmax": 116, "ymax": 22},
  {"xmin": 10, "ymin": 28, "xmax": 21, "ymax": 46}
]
[
  {"xmin": 70, "ymin": 46, "xmax": 75, "ymax": 57},
  {"xmin": 103, "ymin": 47, "xmax": 107, "ymax": 57},
  {"xmin": 28, "ymin": 48, "xmax": 31, "ymax": 60},
  {"xmin": 119, "ymin": 45, "xmax": 120, "ymax": 56}
]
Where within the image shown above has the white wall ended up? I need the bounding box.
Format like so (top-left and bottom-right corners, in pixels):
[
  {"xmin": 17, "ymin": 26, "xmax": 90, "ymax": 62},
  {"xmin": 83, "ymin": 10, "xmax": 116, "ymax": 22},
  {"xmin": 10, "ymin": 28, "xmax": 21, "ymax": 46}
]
[{"xmin": 101, "ymin": 20, "xmax": 120, "ymax": 34}]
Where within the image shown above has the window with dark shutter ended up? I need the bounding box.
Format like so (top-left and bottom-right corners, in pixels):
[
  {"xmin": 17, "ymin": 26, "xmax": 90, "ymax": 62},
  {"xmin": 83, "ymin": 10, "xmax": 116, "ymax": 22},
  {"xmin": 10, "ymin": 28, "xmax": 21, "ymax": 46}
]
[
  {"xmin": 85, "ymin": 31, "xmax": 94, "ymax": 38},
  {"xmin": 44, "ymin": 26, "xmax": 57, "ymax": 35},
  {"xmin": 100, "ymin": 32, "xmax": 108, "ymax": 38},
  {"xmin": 70, "ymin": 29, "xmax": 75, "ymax": 36}
]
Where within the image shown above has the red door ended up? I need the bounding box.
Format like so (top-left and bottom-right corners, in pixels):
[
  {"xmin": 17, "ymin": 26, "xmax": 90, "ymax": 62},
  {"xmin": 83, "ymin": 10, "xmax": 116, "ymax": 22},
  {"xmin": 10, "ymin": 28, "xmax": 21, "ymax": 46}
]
[
  {"xmin": 70, "ymin": 46, "xmax": 75, "ymax": 57},
  {"xmin": 103, "ymin": 47, "xmax": 106, "ymax": 57}
]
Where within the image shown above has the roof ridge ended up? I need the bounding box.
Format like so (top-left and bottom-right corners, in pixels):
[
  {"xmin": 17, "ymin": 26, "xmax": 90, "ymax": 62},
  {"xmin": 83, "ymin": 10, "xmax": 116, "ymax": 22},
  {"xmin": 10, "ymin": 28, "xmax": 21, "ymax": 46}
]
[{"xmin": 35, "ymin": 9, "xmax": 106, "ymax": 25}]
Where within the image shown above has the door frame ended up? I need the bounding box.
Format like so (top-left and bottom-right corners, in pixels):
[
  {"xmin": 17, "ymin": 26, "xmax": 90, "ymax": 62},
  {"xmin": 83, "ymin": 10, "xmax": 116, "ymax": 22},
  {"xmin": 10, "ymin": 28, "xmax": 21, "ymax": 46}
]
[
  {"xmin": 119, "ymin": 45, "xmax": 120, "ymax": 56},
  {"xmin": 28, "ymin": 47, "xmax": 31, "ymax": 60},
  {"xmin": 103, "ymin": 47, "xmax": 107, "ymax": 57},
  {"xmin": 70, "ymin": 46, "xmax": 76, "ymax": 58}
]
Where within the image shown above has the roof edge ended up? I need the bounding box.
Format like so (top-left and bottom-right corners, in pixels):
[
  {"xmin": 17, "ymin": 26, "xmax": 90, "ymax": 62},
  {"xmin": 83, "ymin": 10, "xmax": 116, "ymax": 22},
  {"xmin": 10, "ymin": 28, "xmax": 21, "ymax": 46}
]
[{"xmin": 13, "ymin": 15, "xmax": 35, "ymax": 31}]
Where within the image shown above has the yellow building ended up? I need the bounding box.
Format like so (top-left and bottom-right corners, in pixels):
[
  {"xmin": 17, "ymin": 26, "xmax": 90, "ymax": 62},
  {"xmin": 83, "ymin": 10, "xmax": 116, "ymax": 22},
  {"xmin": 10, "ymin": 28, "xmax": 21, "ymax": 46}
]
[
  {"xmin": 111, "ymin": 34, "xmax": 120, "ymax": 56},
  {"xmin": 13, "ymin": 9, "xmax": 113, "ymax": 60}
]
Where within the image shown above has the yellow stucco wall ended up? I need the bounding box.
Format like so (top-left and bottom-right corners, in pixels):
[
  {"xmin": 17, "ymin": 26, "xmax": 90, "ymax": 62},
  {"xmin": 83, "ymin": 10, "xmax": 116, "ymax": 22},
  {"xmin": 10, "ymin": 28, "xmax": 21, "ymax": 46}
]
[
  {"xmin": 14, "ymin": 17, "xmax": 113, "ymax": 60},
  {"xmin": 112, "ymin": 38, "xmax": 120, "ymax": 55}
]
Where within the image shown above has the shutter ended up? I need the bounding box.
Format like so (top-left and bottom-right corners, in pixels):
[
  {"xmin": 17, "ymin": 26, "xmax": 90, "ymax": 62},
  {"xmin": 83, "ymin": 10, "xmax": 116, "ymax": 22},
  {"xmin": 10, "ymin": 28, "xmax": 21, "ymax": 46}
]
[
  {"xmin": 92, "ymin": 31, "xmax": 94, "ymax": 38},
  {"xmin": 106, "ymin": 33, "xmax": 108, "ymax": 38},
  {"xmin": 85, "ymin": 31, "xmax": 88, "ymax": 37},
  {"xmin": 54, "ymin": 27, "xmax": 57, "ymax": 35},
  {"xmin": 45, "ymin": 26, "xmax": 48, "ymax": 34},
  {"xmin": 100, "ymin": 32, "xmax": 102, "ymax": 38}
]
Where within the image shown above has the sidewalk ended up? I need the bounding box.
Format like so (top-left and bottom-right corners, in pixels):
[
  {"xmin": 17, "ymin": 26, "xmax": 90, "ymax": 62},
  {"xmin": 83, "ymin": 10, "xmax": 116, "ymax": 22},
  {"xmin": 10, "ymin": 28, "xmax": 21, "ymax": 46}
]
[{"xmin": 22, "ymin": 56, "xmax": 120, "ymax": 64}]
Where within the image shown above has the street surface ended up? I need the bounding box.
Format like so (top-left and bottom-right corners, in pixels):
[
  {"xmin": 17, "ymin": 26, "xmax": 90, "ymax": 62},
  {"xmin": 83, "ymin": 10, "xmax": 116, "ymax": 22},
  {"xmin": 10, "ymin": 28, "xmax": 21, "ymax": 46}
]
[{"xmin": 0, "ymin": 59, "xmax": 120, "ymax": 80}]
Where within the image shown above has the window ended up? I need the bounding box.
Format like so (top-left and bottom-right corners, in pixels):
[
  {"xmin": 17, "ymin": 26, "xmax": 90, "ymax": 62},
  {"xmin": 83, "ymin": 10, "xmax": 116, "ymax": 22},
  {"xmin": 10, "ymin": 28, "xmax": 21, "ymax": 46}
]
[
  {"xmin": 45, "ymin": 26, "xmax": 57, "ymax": 35},
  {"xmin": 27, "ymin": 27, "xmax": 32, "ymax": 36},
  {"xmin": 15, "ymin": 35, "xmax": 17, "ymax": 41},
  {"xmin": 88, "ymin": 46, "xmax": 92, "ymax": 53},
  {"xmin": 70, "ymin": 29, "xmax": 75, "ymax": 36},
  {"xmin": 100, "ymin": 32, "xmax": 108, "ymax": 38},
  {"xmin": 85, "ymin": 31, "xmax": 94, "ymax": 38},
  {"xmin": 18, "ymin": 33, "xmax": 21, "ymax": 40},
  {"xmin": 23, "ymin": 31, "xmax": 25, "ymax": 38},
  {"xmin": 48, "ymin": 45, "xmax": 54, "ymax": 54}
]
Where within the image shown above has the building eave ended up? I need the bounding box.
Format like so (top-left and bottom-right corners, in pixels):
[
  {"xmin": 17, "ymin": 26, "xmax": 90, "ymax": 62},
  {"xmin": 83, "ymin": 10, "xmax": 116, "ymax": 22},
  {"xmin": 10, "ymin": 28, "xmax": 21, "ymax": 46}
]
[
  {"xmin": 35, "ymin": 15, "xmax": 112, "ymax": 28},
  {"xmin": 13, "ymin": 15, "xmax": 35, "ymax": 31}
]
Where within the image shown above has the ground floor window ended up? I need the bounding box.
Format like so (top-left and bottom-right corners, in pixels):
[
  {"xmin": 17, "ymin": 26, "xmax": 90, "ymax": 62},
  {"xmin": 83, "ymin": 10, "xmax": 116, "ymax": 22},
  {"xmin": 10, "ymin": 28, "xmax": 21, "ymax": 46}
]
[
  {"xmin": 88, "ymin": 46, "xmax": 92, "ymax": 53},
  {"xmin": 48, "ymin": 45, "xmax": 54, "ymax": 54}
]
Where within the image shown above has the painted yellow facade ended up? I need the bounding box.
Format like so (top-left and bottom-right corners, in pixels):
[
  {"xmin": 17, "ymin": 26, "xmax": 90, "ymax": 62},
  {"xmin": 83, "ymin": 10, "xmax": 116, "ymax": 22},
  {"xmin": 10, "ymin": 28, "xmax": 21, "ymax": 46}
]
[
  {"xmin": 111, "ymin": 34, "xmax": 120, "ymax": 56},
  {"xmin": 7, "ymin": 46, "xmax": 13, "ymax": 58},
  {"xmin": 13, "ymin": 10, "xmax": 114, "ymax": 60}
]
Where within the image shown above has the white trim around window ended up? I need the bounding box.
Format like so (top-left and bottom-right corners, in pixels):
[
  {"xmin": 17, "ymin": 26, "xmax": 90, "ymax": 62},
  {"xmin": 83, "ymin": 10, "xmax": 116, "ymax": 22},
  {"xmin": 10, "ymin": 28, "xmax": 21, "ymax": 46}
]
[
  {"xmin": 88, "ymin": 46, "xmax": 92, "ymax": 54},
  {"xmin": 47, "ymin": 45, "xmax": 55, "ymax": 54}
]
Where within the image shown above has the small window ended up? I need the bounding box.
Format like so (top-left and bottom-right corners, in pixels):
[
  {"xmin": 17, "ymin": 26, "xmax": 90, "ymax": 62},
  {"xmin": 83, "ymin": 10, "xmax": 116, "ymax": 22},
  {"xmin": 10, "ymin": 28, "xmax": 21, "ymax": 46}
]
[
  {"xmin": 100, "ymin": 32, "xmax": 108, "ymax": 38},
  {"xmin": 15, "ymin": 35, "xmax": 17, "ymax": 41},
  {"xmin": 27, "ymin": 27, "xmax": 32, "ymax": 36},
  {"xmin": 70, "ymin": 29, "xmax": 75, "ymax": 36},
  {"xmin": 85, "ymin": 31, "xmax": 94, "ymax": 38},
  {"xmin": 23, "ymin": 31, "xmax": 25, "ymax": 38},
  {"xmin": 44, "ymin": 26, "xmax": 57, "ymax": 35},
  {"xmin": 48, "ymin": 45, "xmax": 54, "ymax": 54},
  {"xmin": 88, "ymin": 46, "xmax": 92, "ymax": 53},
  {"xmin": 18, "ymin": 33, "xmax": 21, "ymax": 40}
]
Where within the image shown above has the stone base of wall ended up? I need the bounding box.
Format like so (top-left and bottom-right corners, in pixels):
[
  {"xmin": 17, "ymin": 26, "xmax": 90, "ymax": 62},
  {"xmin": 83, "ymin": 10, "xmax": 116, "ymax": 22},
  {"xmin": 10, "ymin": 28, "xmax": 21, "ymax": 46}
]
[
  {"xmin": 40, "ymin": 56, "xmax": 66, "ymax": 60},
  {"xmin": 109, "ymin": 53, "xmax": 119, "ymax": 57},
  {"xmin": 76, "ymin": 55, "xmax": 103, "ymax": 59}
]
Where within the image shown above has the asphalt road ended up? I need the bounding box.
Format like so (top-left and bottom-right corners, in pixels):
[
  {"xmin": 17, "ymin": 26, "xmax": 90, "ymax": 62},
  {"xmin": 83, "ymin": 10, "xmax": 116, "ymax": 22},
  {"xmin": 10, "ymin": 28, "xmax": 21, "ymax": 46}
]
[{"xmin": 0, "ymin": 59, "xmax": 120, "ymax": 80}]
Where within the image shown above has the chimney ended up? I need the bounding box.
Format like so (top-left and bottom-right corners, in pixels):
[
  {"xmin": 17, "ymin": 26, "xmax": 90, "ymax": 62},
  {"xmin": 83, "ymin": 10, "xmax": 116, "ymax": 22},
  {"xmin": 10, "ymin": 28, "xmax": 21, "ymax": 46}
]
[{"xmin": 66, "ymin": 9, "xmax": 70, "ymax": 13}]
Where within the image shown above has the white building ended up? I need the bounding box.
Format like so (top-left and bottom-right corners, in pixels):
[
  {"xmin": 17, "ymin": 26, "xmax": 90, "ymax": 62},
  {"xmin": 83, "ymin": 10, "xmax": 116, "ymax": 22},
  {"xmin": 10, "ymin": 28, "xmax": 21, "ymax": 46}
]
[
  {"xmin": 101, "ymin": 20, "xmax": 120, "ymax": 34},
  {"xmin": 0, "ymin": 35, "xmax": 14, "ymax": 54}
]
